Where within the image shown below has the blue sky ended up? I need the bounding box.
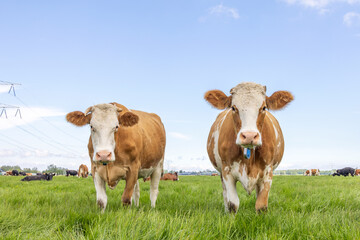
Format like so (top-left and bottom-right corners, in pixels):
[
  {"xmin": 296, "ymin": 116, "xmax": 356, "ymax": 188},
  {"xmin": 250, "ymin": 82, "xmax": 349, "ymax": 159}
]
[{"xmin": 0, "ymin": 0, "xmax": 360, "ymax": 171}]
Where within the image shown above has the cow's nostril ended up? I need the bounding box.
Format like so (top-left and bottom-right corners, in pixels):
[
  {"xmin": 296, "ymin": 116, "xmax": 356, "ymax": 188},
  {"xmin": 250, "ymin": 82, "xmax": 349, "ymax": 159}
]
[{"xmin": 241, "ymin": 133, "xmax": 246, "ymax": 139}]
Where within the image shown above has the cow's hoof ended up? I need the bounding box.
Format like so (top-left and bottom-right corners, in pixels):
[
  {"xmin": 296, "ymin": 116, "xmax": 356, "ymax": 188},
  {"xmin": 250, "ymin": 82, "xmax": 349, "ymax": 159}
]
[
  {"xmin": 256, "ymin": 206, "xmax": 268, "ymax": 214},
  {"xmin": 97, "ymin": 200, "xmax": 106, "ymax": 212},
  {"xmin": 122, "ymin": 198, "xmax": 131, "ymax": 207},
  {"xmin": 228, "ymin": 202, "xmax": 238, "ymax": 214}
]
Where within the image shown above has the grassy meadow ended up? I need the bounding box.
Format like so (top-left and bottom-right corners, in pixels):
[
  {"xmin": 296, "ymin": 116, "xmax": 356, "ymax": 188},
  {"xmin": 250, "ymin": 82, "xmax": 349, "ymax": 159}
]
[{"xmin": 1, "ymin": 175, "xmax": 360, "ymax": 239}]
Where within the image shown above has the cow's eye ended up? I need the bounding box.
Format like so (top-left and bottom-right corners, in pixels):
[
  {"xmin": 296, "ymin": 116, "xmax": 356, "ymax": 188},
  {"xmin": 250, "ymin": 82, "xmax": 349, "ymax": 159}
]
[
  {"xmin": 231, "ymin": 106, "xmax": 236, "ymax": 111},
  {"xmin": 116, "ymin": 125, "xmax": 119, "ymax": 129},
  {"xmin": 262, "ymin": 106, "xmax": 267, "ymax": 111}
]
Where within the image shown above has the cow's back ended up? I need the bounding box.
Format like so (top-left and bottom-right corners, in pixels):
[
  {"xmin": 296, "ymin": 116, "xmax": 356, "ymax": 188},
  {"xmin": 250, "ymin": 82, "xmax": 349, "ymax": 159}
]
[{"xmin": 128, "ymin": 110, "xmax": 166, "ymax": 168}]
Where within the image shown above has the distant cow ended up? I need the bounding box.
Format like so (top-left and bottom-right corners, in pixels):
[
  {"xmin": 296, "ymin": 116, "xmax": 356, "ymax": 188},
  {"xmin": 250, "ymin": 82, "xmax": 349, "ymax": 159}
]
[
  {"xmin": 211, "ymin": 173, "xmax": 219, "ymax": 176},
  {"xmin": 355, "ymin": 169, "xmax": 360, "ymax": 176},
  {"xmin": 36, "ymin": 173, "xmax": 42, "ymax": 175},
  {"xmin": 21, "ymin": 173, "xmax": 55, "ymax": 181},
  {"xmin": 205, "ymin": 82, "xmax": 293, "ymax": 212},
  {"xmin": 5, "ymin": 171, "xmax": 12, "ymax": 176},
  {"xmin": 332, "ymin": 167, "xmax": 355, "ymax": 177},
  {"xmin": 311, "ymin": 169, "xmax": 320, "ymax": 176},
  {"xmin": 67, "ymin": 103, "xmax": 166, "ymax": 211},
  {"xmin": 78, "ymin": 164, "xmax": 89, "ymax": 178},
  {"xmin": 143, "ymin": 177, "xmax": 151, "ymax": 182},
  {"xmin": 19, "ymin": 171, "xmax": 26, "ymax": 176},
  {"xmin": 12, "ymin": 170, "xmax": 19, "ymax": 176},
  {"xmin": 66, "ymin": 170, "xmax": 78, "ymax": 177},
  {"xmin": 26, "ymin": 173, "xmax": 32, "ymax": 176},
  {"xmin": 161, "ymin": 172, "xmax": 178, "ymax": 181},
  {"xmin": 304, "ymin": 170, "xmax": 310, "ymax": 176}
]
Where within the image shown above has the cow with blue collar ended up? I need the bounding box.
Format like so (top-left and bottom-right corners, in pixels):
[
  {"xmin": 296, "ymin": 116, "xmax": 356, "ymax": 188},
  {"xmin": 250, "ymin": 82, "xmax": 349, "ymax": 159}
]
[{"xmin": 205, "ymin": 82, "xmax": 293, "ymax": 213}]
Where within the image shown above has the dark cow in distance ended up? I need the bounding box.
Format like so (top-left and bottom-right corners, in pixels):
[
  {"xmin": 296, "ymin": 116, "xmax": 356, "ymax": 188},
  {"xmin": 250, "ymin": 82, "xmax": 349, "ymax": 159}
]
[
  {"xmin": 161, "ymin": 172, "xmax": 179, "ymax": 181},
  {"xmin": 332, "ymin": 167, "xmax": 355, "ymax": 177},
  {"xmin": 19, "ymin": 171, "xmax": 26, "ymax": 176},
  {"xmin": 66, "ymin": 170, "xmax": 78, "ymax": 177},
  {"xmin": 21, "ymin": 173, "xmax": 55, "ymax": 181},
  {"xmin": 12, "ymin": 170, "xmax": 19, "ymax": 176}
]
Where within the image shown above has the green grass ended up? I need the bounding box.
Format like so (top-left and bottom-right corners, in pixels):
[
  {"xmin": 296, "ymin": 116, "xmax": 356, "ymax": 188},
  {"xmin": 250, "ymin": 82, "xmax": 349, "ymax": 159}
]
[{"xmin": 1, "ymin": 175, "xmax": 359, "ymax": 239}]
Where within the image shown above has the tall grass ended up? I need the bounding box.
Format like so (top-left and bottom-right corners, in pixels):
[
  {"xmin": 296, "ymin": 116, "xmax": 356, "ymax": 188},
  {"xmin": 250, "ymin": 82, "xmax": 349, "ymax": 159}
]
[{"xmin": 1, "ymin": 175, "xmax": 359, "ymax": 239}]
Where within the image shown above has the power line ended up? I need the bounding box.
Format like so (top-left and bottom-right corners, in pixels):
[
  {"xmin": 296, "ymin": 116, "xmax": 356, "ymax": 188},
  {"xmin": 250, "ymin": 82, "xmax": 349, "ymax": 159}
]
[
  {"xmin": 14, "ymin": 95, "xmax": 86, "ymax": 143},
  {"xmin": 15, "ymin": 125, "xmax": 84, "ymax": 158},
  {"xmin": 0, "ymin": 132, "xmax": 39, "ymax": 152},
  {"xmin": 16, "ymin": 116, "xmax": 84, "ymax": 152}
]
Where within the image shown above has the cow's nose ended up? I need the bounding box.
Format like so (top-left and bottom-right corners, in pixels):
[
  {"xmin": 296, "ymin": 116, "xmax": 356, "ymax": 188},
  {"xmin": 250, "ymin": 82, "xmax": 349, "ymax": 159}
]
[
  {"xmin": 96, "ymin": 151, "xmax": 112, "ymax": 161},
  {"xmin": 240, "ymin": 132, "xmax": 260, "ymax": 145}
]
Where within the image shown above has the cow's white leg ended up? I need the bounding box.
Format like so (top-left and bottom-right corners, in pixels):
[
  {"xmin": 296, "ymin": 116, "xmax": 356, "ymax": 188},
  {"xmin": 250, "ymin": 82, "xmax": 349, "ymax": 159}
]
[
  {"xmin": 94, "ymin": 172, "xmax": 107, "ymax": 212},
  {"xmin": 255, "ymin": 177, "xmax": 272, "ymax": 212},
  {"xmin": 220, "ymin": 175, "xmax": 229, "ymax": 212},
  {"xmin": 223, "ymin": 173, "xmax": 239, "ymax": 213},
  {"xmin": 132, "ymin": 180, "xmax": 140, "ymax": 207},
  {"xmin": 150, "ymin": 165, "xmax": 162, "ymax": 208}
]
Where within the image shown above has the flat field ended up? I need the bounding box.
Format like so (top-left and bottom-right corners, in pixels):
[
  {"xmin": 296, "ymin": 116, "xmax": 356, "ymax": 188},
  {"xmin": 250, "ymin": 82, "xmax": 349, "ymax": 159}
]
[{"xmin": 1, "ymin": 175, "xmax": 359, "ymax": 239}]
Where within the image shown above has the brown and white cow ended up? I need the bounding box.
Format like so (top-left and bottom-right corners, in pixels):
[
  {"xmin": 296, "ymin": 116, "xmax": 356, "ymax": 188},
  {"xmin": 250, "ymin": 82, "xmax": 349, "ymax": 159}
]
[
  {"xmin": 311, "ymin": 169, "xmax": 320, "ymax": 176},
  {"xmin": 66, "ymin": 103, "xmax": 166, "ymax": 211},
  {"xmin": 78, "ymin": 164, "xmax": 89, "ymax": 178},
  {"xmin": 205, "ymin": 82, "xmax": 293, "ymax": 213},
  {"xmin": 304, "ymin": 170, "xmax": 310, "ymax": 176},
  {"xmin": 161, "ymin": 172, "xmax": 179, "ymax": 181},
  {"xmin": 355, "ymin": 169, "xmax": 360, "ymax": 176}
]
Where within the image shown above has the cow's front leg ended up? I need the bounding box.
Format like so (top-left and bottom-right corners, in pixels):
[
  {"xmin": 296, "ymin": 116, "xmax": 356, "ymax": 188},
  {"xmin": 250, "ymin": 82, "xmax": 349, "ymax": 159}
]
[
  {"xmin": 149, "ymin": 163, "xmax": 162, "ymax": 208},
  {"xmin": 94, "ymin": 172, "xmax": 107, "ymax": 212},
  {"xmin": 222, "ymin": 171, "xmax": 239, "ymax": 213},
  {"xmin": 122, "ymin": 170, "xmax": 139, "ymax": 206},
  {"xmin": 255, "ymin": 177, "xmax": 272, "ymax": 213},
  {"xmin": 132, "ymin": 180, "xmax": 140, "ymax": 207}
]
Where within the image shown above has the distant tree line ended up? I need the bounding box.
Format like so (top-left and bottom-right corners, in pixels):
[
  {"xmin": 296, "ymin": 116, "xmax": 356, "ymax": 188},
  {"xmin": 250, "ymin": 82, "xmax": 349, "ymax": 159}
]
[
  {"xmin": 1, "ymin": 164, "xmax": 68, "ymax": 175},
  {"xmin": 273, "ymin": 169, "xmax": 335, "ymax": 175}
]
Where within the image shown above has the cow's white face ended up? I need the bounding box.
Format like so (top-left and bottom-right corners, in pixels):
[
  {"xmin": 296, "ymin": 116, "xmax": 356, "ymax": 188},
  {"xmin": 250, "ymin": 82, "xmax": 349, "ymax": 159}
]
[
  {"xmin": 230, "ymin": 82, "xmax": 267, "ymax": 148},
  {"xmin": 89, "ymin": 104, "xmax": 120, "ymax": 162}
]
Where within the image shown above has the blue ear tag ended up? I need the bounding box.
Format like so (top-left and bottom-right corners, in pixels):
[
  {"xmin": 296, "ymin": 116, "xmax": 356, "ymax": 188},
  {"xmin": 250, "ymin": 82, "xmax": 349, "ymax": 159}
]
[{"xmin": 244, "ymin": 148, "xmax": 251, "ymax": 159}]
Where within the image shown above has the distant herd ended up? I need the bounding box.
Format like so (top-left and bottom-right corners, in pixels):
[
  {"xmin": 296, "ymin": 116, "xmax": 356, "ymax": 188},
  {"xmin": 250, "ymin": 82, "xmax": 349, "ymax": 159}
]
[
  {"xmin": 3, "ymin": 82, "xmax": 360, "ymax": 214},
  {"xmin": 303, "ymin": 168, "xmax": 360, "ymax": 177}
]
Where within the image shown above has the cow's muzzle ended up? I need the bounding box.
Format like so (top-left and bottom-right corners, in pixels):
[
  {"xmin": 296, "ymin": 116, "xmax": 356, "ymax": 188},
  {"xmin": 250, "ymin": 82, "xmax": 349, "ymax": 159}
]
[
  {"xmin": 238, "ymin": 131, "xmax": 261, "ymax": 148},
  {"xmin": 95, "ymin": 151, "xmax": 113, "ymax": 164}
]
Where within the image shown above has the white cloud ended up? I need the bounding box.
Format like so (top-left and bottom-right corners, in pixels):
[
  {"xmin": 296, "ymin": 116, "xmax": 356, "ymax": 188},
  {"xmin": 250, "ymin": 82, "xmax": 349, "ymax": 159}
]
[
  {"xmin": 282, "ymin": 0, "xmax": 360, "ymax": 8},
  {"xmin": 343, "ymin": 12, "xmax": 360, "ymax": 26},
  {"xmin": 209, "ymin": 4, "xmax": 240, "ymax": 19},
  {"xmin": 168, "ymin": 132, "xmax": 191, "ymax": 140},
  {"xmin": 0, "ymin": 107, "xmax": 66, "ymax": 130},
  {"xmin": 0, "ymin": 85, "xmax": 11, "ymax": 93},
  {"xmin": 199, "ymin": 4, "xmax": 239, "ymax": 22}
]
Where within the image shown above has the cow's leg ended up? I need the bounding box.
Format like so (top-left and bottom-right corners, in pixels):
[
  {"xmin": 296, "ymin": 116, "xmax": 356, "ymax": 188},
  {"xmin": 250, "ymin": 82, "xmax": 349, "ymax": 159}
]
[
  {"xmin": 94, "ymin": 172, "xmax": 107, "ymax": 212},
  {"xmin": 255, "ymin": 176, "xmax": 272, "ymax": 213},
  {"xmin": 122, "ymin": 170, "xmax": 138, "ymax": 206},
  {"xmin": 220, "ymin": 174, "xmax": 229, "ymax": 212},
  {"xmin": 132, "ymin": 180, "xmax": 140, "ymax": 207},
  {"xmin": 222, "ymin": 173, "xmax": 239, "ymax": 213},
  {"xmin": 150, "ymin": 165, "xmax": 162, "ymax": 208}
]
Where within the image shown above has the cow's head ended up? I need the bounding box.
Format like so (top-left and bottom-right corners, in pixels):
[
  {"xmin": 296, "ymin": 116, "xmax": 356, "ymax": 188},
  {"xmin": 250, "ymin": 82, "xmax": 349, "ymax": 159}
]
[
  {"xmin": 205, "ymin": 82, "xmax": 293, "ymax": 149},
  {"xmin": 66, "ymin": 103, "xmax": 139, "ymax": 164}
]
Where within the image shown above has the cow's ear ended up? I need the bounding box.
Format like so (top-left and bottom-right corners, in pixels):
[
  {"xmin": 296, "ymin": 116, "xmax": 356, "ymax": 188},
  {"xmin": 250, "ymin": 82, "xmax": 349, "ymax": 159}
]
[
  {"xmin": 204, "ymin": 90, "xmax": 232, "ymax": 110},
  {"xmin": 120, "ymin": 112, "xmax": 139, "ymax": 127},
  {"xmin": 266, "ymin": 91, "xmax": 294, "ymax": 110},
  {"xmin": 66, "ymin": 111, "xmax": 91, "ymax": 126}
]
